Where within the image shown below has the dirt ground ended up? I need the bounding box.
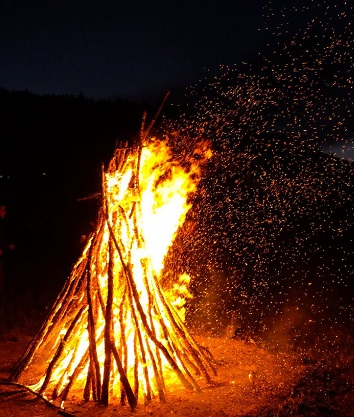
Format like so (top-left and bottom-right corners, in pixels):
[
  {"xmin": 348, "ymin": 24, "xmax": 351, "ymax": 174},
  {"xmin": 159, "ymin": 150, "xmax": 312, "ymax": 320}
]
[{"xmin": 0, "ymin": 333, "xmax": 353, "ymax": 417}]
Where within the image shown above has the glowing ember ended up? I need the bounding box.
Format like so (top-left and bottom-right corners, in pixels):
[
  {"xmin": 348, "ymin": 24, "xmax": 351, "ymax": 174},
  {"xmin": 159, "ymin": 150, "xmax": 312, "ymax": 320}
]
[{"xmin": 10, "ymin": 137, "xmax": 215, "ymax": 410}]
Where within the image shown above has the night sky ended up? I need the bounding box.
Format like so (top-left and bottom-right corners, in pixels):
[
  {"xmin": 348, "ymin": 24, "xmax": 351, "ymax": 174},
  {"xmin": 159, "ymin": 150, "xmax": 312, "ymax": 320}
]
[{"xmin": 1, "ymin": 0, "xmax": 307, "ymax": 101}]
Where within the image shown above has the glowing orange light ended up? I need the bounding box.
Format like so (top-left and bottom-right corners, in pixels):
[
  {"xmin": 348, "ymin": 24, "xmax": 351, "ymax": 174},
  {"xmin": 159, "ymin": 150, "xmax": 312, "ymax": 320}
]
[{"xmin": 10, "ymin": 137, "xmax": 215, "ymax": 410}]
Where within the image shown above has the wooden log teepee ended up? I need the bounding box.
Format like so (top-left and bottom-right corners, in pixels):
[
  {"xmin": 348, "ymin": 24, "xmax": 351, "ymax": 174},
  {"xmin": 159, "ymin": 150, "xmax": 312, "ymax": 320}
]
[{"xmin": 9, "ymin": 135, "xmax": 216, "ymax": 410}]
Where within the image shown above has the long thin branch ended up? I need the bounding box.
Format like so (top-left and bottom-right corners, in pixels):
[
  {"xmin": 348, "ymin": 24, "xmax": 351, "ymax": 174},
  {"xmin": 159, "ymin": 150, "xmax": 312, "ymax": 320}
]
[{"xmin": 142, "ymin": 91, "xmax": 170, "ymax": 141}]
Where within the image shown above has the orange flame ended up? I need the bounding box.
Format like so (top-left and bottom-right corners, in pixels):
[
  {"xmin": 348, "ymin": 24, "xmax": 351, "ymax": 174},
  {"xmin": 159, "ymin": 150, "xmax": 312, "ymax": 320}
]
[{"xmin": 11, "ymin": 137, "xmax": 215, "ymax": 409}]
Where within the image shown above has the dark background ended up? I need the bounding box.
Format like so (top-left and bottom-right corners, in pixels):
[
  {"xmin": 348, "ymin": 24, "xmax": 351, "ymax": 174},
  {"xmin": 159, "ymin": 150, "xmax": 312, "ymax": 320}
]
[
  {"xmin": 0, "ymin": 0, "xmax": 353, "ymax": 358},
  {"xmin": 0, "ymin": 85, "xmax": 352, "ymax": 362},
  {"xmin": 0, "ymin": 0, "xmax": 275, "ymax": 100}
]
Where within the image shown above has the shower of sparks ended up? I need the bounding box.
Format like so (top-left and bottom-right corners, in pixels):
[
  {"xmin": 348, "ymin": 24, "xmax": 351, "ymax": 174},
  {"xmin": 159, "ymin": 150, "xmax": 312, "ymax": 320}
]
[{"xmin": 160, "ymin": 0, "xmax": 354, "ymax": 357}]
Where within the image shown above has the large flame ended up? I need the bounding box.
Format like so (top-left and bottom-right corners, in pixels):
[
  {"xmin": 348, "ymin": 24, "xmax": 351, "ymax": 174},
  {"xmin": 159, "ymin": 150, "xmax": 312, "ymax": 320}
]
[{"xmin": 10, "ymin": 137, "xmax": 215, "ymax": 410}]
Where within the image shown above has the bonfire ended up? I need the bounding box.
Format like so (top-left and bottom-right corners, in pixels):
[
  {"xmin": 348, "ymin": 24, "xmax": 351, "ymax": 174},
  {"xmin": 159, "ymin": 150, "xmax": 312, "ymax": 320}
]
[{"xmin": 9, "ymin": 134, "xmax": 216, "ymax": 411}]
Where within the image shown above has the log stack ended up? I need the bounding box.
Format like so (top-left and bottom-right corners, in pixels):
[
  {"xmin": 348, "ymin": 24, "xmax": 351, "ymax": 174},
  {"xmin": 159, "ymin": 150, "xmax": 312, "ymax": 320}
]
[{"xmin": 10, "ymin": 137, "xmax": 216, "ymax": 410}]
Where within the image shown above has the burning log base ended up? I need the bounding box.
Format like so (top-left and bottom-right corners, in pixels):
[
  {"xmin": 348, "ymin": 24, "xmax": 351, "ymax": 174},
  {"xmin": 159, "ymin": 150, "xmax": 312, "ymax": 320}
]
[{"xmin": 9, "ymin": 138, "xmax": 216, "ymax": 411}]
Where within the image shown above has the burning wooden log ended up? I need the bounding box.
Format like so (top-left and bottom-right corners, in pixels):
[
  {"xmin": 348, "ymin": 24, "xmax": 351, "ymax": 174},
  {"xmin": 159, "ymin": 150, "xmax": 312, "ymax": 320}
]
[{"xmin": 9, "ymin": 136, "xmax": 216, "ymax": 411}]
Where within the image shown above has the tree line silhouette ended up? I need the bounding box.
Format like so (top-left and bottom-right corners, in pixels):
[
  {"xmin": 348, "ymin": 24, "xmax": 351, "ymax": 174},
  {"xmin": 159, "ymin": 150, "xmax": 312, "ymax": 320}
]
[{"xmin": 0, "ymin": 88, "xmax": 152, "ymax": 302}]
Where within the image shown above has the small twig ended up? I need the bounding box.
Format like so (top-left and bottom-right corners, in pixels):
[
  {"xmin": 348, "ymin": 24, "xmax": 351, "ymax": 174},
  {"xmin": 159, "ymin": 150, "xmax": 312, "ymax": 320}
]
[
  {"xmin": 76, "ymin": 192, "xmax": 101, "ymax": 202},
  {"xmin": 0, "ymin": 381, "xmax": 76, "ymax": 416}
]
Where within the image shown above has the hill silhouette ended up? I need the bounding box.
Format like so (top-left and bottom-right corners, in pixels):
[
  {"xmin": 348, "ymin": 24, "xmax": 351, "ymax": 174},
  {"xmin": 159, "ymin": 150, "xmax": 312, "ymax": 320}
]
[{"xmin": 0, "ymin": 89, "xmax": 151, "ymax": 304}]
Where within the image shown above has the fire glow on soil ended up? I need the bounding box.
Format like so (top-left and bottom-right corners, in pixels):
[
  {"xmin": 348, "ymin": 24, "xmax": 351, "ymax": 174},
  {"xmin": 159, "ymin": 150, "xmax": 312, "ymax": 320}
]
[
  {"xmin": 9, "ymin": 137, "xmax": 218, "ymax": 411},
  {"xmin": 1, "ymin": 335, "xmax": 306, "ymax": 417}
]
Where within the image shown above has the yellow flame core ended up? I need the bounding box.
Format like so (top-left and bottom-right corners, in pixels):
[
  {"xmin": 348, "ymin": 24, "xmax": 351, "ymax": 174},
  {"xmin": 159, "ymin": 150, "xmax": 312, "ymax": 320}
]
[
  {"xmin": 139, "ymin": 143, "xmax": 197, "ymax": 275},
  {"xmin": 14, "ymin": 137, "xmax": 214, "ymax": 407}
]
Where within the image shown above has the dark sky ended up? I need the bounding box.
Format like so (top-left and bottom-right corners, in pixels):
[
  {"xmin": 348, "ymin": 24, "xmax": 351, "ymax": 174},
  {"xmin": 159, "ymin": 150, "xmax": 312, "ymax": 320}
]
[
  {"xmin": 0, "ymin": 0, "xmax": 282, "ymax": 100},
  {"xmin": 1, "ymin": 0, "xmax": 353, "ymax": 158}
]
